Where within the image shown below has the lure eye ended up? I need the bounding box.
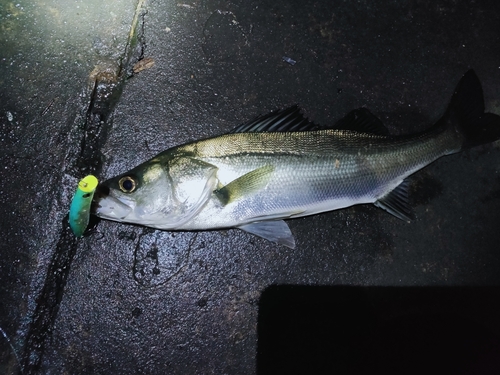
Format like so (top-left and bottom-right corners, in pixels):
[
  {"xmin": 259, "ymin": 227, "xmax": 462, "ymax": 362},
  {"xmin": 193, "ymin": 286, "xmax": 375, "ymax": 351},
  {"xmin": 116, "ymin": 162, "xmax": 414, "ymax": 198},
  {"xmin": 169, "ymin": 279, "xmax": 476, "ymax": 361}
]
[{"xmin": 118, "ymin": 176, "xmax": 137, "ymax": 193}]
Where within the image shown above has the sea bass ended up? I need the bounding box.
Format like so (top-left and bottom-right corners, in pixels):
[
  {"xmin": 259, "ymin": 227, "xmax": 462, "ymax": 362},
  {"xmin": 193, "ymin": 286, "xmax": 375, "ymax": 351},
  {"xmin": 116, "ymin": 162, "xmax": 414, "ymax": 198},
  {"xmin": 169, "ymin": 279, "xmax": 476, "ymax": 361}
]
[{"xmin": 92, "ymin": 70, "xmax": 500, "ymax": 248}]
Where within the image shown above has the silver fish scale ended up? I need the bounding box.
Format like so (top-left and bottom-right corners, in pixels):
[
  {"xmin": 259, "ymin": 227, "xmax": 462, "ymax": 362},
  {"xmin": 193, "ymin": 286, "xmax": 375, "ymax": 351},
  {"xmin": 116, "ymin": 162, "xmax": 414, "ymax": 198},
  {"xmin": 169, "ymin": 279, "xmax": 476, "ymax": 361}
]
[
  {"xmin": 91, "ymin": 71, "xmax": 500, "ymax": 246},
  {"xmin": 176, "ymin": 126, "xmax": 460, "ymax": 229}
]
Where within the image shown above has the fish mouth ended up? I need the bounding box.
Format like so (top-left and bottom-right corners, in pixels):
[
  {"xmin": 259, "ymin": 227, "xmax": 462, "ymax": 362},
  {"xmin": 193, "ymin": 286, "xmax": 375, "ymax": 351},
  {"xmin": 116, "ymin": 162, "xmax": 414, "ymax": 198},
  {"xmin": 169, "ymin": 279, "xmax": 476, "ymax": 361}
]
[{"xmin": 91, "ymin": 184, "xmax": 132, "ymax": 220}]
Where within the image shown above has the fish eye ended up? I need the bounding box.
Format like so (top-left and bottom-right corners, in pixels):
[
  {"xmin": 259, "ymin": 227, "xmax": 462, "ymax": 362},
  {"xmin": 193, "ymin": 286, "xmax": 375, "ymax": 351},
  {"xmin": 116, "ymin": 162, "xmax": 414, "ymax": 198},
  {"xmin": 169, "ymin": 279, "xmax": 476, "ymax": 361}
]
[{"xmin": 118, "ymin": 176, "xmax": 137, "ymax": 193}]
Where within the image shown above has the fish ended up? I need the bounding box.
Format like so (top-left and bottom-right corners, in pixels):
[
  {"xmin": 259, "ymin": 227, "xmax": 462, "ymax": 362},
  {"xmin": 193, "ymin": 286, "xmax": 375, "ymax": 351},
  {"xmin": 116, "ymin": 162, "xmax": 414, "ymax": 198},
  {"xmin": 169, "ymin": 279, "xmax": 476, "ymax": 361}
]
[
  {"xmin": 69, "ymin": 175, "xmax": 99, "ymax": 236},
  {"xmin": 92, "ymin": 70, "xmax": 500, "ymax": 248}
]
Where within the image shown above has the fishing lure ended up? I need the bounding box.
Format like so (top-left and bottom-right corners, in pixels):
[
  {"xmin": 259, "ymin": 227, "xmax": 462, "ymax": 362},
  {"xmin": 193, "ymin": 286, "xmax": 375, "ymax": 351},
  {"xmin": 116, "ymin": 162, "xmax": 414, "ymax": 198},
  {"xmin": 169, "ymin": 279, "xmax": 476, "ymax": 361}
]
[{"xmin": 69, "ymin": 175, "xmax": 98, "ymax": 237}]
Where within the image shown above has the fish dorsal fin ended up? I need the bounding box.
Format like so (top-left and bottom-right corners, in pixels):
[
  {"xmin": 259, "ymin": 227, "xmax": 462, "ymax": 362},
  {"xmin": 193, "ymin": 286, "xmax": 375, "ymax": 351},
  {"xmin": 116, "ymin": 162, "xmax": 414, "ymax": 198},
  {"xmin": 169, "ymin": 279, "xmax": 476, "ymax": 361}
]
[
  {"xmin": 374, "ymin": 179, "xmax": 413, "ymax": 221},
  {"xmin": 238, "ymin": 220, "xmax": 295, "ymax": 248},
  {"xmin": 230, "ymin": 105, "xmax": 320, "ymax": 133},
  {"xmin": 333, "ymin": 108, "xmax": 390, "ymax": 136},
  {"xmin": 231, "ymin": 106, "xmax": 389, "ymax": 135},
  {"xmin": 215, "ymin": 165, "xmax": 275, "ymax": 205}
]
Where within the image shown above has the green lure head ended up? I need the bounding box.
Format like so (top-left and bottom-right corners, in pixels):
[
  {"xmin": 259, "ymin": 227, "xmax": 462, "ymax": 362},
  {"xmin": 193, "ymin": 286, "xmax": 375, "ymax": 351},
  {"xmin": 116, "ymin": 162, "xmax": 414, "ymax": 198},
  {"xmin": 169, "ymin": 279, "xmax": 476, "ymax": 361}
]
[{"xmin": 69, "ymin": 175, "xmax": 99, "ymax": 237}]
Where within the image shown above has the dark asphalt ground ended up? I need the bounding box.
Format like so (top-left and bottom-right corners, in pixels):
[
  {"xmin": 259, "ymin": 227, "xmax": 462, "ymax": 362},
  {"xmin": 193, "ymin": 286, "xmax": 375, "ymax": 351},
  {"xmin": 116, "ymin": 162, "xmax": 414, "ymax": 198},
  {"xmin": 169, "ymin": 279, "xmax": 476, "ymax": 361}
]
[{"xmin": 1, "ymin": 1, "xmax": 500, "ymax": 374}]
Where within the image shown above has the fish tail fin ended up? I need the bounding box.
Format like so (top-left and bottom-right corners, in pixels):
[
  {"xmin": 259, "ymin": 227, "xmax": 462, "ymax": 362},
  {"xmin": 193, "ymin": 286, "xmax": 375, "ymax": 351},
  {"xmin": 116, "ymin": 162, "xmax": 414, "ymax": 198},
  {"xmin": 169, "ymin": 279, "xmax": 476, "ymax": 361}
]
[{"xmin": 441, "ymin": 70, "xmax": 500, "ymax": 149}]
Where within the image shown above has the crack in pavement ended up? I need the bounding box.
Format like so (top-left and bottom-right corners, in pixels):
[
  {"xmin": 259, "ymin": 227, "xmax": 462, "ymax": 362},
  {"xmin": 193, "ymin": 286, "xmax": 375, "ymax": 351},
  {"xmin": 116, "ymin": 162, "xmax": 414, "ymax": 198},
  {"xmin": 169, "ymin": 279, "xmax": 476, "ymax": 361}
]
[
  {"xmin": 19, "ymin": 1, "xmax": 149, "ymax": 374},
  {"xmin": 132, "ymin": 228, "xmax": 198, "ymax": 288}
]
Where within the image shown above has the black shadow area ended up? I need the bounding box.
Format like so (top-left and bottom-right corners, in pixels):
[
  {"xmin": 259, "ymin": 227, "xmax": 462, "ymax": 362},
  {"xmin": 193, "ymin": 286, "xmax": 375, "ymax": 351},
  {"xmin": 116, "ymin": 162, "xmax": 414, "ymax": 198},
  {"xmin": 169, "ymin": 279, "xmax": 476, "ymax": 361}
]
[{"xmin": 257, "ymin": 286, "xmax": 500, "ymax": 375}]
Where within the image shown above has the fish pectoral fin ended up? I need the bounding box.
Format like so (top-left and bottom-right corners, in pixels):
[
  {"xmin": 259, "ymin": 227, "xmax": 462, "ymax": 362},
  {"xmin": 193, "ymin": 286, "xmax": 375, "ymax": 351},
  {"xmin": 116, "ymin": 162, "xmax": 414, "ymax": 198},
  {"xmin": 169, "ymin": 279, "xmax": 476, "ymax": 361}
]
[
  {"xmin": 238, "ymin": 220, "xmax": 295, "ymax": 249},
  {"xmin": 215, "ymin": 165, "xmax": 275, "ymax": 205},
  {"xmin": 374, "ymin": 179, "xmax": 413, "ymax": 222}
]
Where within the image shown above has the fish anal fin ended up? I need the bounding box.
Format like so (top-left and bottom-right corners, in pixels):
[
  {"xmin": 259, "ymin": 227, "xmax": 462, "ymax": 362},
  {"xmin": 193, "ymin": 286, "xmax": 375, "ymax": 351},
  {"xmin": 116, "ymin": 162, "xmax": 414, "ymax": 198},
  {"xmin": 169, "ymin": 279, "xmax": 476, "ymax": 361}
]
[
  {"xmin": 238, "ymin": 220, "xmax": 295, "ymax": 249},
  {"xmin": 216, "ymin": 165, "xmax": 274, "ymax": 205},
  {"xmin": 374, "ymin": 179, "xmax": 413, "ymax": 222}
]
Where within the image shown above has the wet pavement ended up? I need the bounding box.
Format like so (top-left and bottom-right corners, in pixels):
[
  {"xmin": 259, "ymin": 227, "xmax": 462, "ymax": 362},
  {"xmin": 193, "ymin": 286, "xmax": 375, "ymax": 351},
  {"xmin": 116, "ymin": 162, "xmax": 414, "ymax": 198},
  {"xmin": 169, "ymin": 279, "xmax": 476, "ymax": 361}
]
[{"xmin": 1, "ymin": 0, "xmax": 500, "ymax": 374}]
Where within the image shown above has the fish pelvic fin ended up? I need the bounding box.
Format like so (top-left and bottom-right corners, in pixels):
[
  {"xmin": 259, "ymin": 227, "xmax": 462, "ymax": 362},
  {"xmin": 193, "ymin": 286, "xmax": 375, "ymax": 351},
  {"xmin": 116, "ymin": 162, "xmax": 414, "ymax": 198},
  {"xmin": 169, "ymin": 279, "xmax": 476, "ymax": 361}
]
[
  {"xmin": 238, "ymin": 220, "xmax": 296, "ymax": 249},
  {"xmin": 440, "ymin": 70, "xmax": 500, "ymax": 149},
  {"xmin": 374, "ymin": 179, "xmax": 414, "ymax": 222}
]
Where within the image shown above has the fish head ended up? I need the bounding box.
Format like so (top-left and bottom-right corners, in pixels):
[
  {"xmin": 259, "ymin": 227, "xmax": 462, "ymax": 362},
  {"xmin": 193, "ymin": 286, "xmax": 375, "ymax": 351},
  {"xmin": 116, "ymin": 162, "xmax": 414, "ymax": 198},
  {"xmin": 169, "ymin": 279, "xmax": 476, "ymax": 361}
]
[{"xmin": 92, "ymin": 160, "xmax": 178, "ymax": 227}]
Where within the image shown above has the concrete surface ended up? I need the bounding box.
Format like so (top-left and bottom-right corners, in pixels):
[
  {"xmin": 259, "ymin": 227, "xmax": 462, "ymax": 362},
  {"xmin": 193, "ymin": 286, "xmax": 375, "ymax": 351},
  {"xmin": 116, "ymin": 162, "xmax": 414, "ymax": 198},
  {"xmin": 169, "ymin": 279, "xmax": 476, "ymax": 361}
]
[{"xmin": 1, "ymin": 0, "xmax": 500, "ymax": 374}]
